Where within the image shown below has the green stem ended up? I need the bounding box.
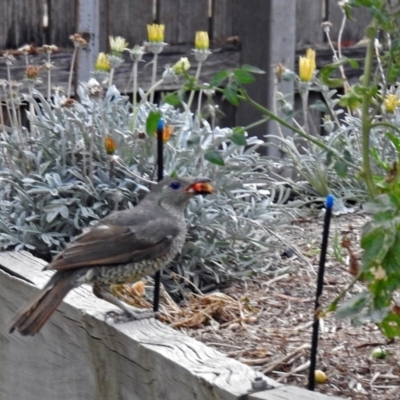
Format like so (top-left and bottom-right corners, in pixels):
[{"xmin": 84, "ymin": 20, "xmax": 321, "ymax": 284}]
[
  {"xmin": 361, "ymin": 18, "xmax": 379, "ymax": 199},
  {"xmin": 238, "ymin": 89, "xmax": 357, "ymax": 168}
]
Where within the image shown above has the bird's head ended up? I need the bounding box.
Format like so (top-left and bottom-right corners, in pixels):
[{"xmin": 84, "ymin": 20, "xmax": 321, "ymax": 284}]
[{"xmin": 150, "ymin": 177, "xmax": 213, "ymax": 210}]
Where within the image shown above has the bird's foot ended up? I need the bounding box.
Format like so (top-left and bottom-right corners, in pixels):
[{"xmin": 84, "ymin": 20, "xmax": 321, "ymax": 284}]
[{"xmin": 106, "ymin": 308, "xmax": 159, "ymax": 324}]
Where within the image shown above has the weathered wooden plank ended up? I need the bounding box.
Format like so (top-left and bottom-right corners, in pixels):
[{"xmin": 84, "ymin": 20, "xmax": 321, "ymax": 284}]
[
  {"xmin": 159, "ymin": 0, "xmax": 209, "ymax": 45},
  {"xmin": 0, "ymin": 44, "xmax": 240, "ymax": 96},
  {"xmin": 328, "ymin": 0, "xmax": 370, "ymax": 46},
  {"xmin": 0, "ymin": 250, "xmax": 279, "ymax": 400},
  {"xmin": 249, "ymin": 385, "xmax": 343, "ymax": 400},
  {"xmin": 212, "ymin": 0, "xmax": 234, "ymax": 41},
  {"xmin": 0, "ymin": 0, "xmax": 44, "ymax": 49},
  {"xmin": 108, "ymin": 0, "xmax": 153, "ymax": 48},
  {"xmin": 234, "ymin": 0, "xmax": 296, "ymax": 157},
  {"xmin": 47, "ymin": 0, "xmax": 75, "ymax": 47},
  {"xmin": 296, "ymin": 0, "xmax": 324, "ymax": 48}
]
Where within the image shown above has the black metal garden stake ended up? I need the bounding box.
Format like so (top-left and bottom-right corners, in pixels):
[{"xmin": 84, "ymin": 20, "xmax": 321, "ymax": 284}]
[
  {"xmin": 153, "ymin": 118, "xmax": 164, "ymax": 312},
  {"xmin": 308, "ymin": 195, "xmax": 334, "ymax": 391}
]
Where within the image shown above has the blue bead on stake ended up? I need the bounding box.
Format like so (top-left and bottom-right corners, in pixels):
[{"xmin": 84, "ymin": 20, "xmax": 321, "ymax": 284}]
[
  {"xmin": 308, "ymin": 195, "xmax": 334, "ymax": 391},
  {"xmin": 153, "ymin": 118, "xmax": 164, "ymax": 312}
]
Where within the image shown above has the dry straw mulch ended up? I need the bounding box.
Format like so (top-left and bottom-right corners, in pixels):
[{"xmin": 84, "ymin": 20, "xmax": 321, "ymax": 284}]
[{"xmin": 116, "ymin": 212, "xmax": 400, "ymax": 400}]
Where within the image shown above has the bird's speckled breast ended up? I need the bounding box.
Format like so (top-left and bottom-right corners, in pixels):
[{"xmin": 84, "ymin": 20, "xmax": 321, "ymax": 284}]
[{"xmin": 82, "ymin": 224, "xmax": 187, "ymax": 286}]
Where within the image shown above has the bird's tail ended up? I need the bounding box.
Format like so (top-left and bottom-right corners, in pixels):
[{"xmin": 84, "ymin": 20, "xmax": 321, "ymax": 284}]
[{"xmin": 9, "ymin": 270, "xmax": 84, "ymax": 336}]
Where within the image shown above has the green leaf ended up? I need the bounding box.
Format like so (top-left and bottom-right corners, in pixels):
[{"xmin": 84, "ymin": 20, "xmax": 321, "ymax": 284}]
[
  {"xmin": 223, "ymin": 86, "xmax": 239, "ymax": 106},
  {"xmin": 334, "ymin": 160, "xmax": 348, "ymax": 177},
  {"xmin": 146, "ymin": 111, "xmax": 162, "ymax": 137},
  {"xmin": 379, "ymin": 312, "xmax": 400, "ymax": 338},
  {"xmin": 361, "ymin": 218, "xmax": 397, "ymax": 270},
  {"xmin": 230, "ymin": 131, "xmax": 247, "ymax": 146},
  {"xmin": 234, "ymin": 69, "xmax": 255, "ymax": 84},
  {"xmin": 163, "ymin": 93, "xmax": 181, "ymax": 106},
  {"xmin": 386, "ymin": 132, "xmax": 400, "ymax": 154},
  {"xmin": 310, "ymin": 100, "xmax": 328, "ymax": 113},
  {"xmin": 241, "ymin": 64, "xmax": 266, "ymax": 74},
  {"xmin": 335, "ymin": 291, "xmax": 371, "ymax": 320},
  {"xmin": 204, "ymin": 150, "xmax": 225, "ymax": 166},
  {"xmin": 210, "ymin": 70, "xmax": 229, "ymax": 87}
]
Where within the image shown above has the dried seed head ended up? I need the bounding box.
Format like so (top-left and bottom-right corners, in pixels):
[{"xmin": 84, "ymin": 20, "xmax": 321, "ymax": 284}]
[
  {"xmin": 18, "ymin": 45, "xmax": 32, "ymax": 55},
  {"xmin": 25, "ymin": 65, "xmax": 41, "ymax": 80},
  {"xmin": 43, "ymin": 44, "xmax": 59, "ymax": 54},
  {"xmin": 69, "ymin": 33, "xmax": 88, "ymax": 48},
  {"xmin": 60, "ymin": 98, "xmax": 76, "ymax": 108}
]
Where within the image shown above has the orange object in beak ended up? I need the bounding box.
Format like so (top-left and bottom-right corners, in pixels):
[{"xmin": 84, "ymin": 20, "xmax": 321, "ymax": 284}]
[{"xmin": 186, "ymin": 179, "xmax": 213, "ymax": 195}]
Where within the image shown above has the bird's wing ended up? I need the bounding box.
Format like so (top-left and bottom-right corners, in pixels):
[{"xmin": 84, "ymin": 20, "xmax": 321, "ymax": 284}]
[{"xmin": 47, "ymin": 214, "xmax": 180, "ymax": 271}]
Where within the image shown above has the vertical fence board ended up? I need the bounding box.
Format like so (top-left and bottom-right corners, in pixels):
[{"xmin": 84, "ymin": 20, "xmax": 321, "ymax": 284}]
[
  {"xmin": 158, "ymin": 0, "xmax": 179, "ymax": 44},
  {"xmin": 212, "ymin": 0, "xmax": 234, "ymax": 42},
  {"xmin": 234, "ymin": 0, "xmax": 296, "ymax": 157},
  {"xmin": 0, "ymin": 0, "xmax": 44, "ymax": 49},
  {"xmin": 177, "ymin": 0, "xmax": 208, "ymax": 43},
  {"xmin": 328, "ymin": 0, "xmax": 370, "ymax": 46},
  {"xmin": 48, "ymin": 0, "xmax": 75, "ymax": 47},
  {"xmin": 108, "ymin": 0, "xmax": 153, "ymax": 48},
  {"xmin": 159, "ymin": 0, "xmax": 208, "ymax": 45},
  {"xmin": 296, "ymin": 0, "xmax": 324, "ymax": 48}
]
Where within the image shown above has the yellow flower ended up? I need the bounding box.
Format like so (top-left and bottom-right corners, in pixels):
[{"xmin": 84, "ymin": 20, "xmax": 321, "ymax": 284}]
[
  {"xmin": 195, "ymin": 31, "xmax": 209, "ymax": 50},
  {"xmin": 172, "ymin": 57, "xmax": 190, "ymax": 75},
  {"xmin": 299, "ymin": 48, "xmax": 316, "ymax": 82},
  {"xmin": 306, "ymin": 48, "xmax": 316, "ymax": 71},
  {"xmin": 109, "ymin": 36, "xmax": 129, "ymax": 56},
  {"xmin": 147, "ymin": 24, "xmax": 165, "ymax": 42},
  {"xmin": 384, "ymin": 94, "xmax": 400, "ymax": 113},
  {"xmin": 104, "ymin": 135, "xmax": 117, "ymax": 155},
  {"xmin": 95, "ymin": 52, "xmax": 110, "ymax": 72}
]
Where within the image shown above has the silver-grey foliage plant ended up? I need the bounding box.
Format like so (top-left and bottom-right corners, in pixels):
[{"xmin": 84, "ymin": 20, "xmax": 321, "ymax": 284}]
[{"xmin": 0, "ymin": 83, "xmax": 292, "ymax": 294}]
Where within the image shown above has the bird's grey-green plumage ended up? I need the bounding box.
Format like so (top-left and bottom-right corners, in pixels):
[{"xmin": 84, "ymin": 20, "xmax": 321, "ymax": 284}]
[{"xmin": 10, "ymin": 176, "xmax": 212, "ymax": 335}]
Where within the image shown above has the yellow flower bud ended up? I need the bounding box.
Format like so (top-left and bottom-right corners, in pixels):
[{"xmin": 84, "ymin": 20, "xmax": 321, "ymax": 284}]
[
  {"xmin": 95, "ymin": 52, "xmax": 110, "ymax": 72},
  {"xmin": 195, "ymin": 31, "xmax": 209, "ymax": 50},
  {"xmin": 147, "ymin": 24, "xmax": 165, "ymax": 42},
  {"xmin": 172, "ymin": 57, "xmax": 190, "ymax": 74},
  {"xmin": 384, "ymin": 93, "xmax": 400, "ymax": 113},
  {"xmin": 299, "ymin": 48, "xmax": 316, "ymax": 82}
]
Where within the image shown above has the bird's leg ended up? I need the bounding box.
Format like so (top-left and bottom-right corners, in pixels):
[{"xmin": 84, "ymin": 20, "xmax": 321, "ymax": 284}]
[{"xmin": 92, "ymin": 284, "xmax": 158, "ymax": 322}]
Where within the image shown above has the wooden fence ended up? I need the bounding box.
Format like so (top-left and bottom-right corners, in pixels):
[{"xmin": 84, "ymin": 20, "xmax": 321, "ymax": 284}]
[
  {"xmin": 0, "ymin": 0, "xmax": 371, "ymax": 148},
  {"xmin": 0, "ymin": 251, "xmax": 344, "ymax": 400}
]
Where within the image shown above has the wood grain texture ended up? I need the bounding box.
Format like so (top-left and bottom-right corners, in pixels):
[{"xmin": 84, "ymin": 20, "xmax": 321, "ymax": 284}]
[
  {"xmin": 212, "ymin": 0, "xmax": 234, "ymax": 41},
  {"xmin": 0, "ymin": 44, "xmax": 240, "ymax": 96},
  {"xmin": 249, "ymin": 385, "xmax": 344, "ymax": 399},
  {"xmin": 0, "ymin": 251, "xmax": 278, "ymax": 400},
  {"xmin": 0, "ymin": 0, "xmax": 44, "ymax": 49},
  {"xmin": 296, "ymin": 0, "xmax": 324, "ymax": 48},
  {"xmin": 108, "ymin": 0, "xmax": 153, "ymax": 48},
  {"xmin": 159, "ymin": 0, "xmax": 209, "ymax": 45},
  {"xmin": 48, "ymin": 0, "xmax": 75, "ymax": 48},
  {"xmin": 0, "ymin": 251, "xmax": 345, "ymax": 400}
]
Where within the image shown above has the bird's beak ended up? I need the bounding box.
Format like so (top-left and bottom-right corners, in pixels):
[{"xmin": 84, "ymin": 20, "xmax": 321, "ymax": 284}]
[{"xmin": 185, "ymin": 178, "xmax": 213, "ymax": 195}]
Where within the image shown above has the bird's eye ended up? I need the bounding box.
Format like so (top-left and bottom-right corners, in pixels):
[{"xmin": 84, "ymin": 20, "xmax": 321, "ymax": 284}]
[{"xmin": 169, "ymin": 181, "xmax": 181, "ymax": 190}]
